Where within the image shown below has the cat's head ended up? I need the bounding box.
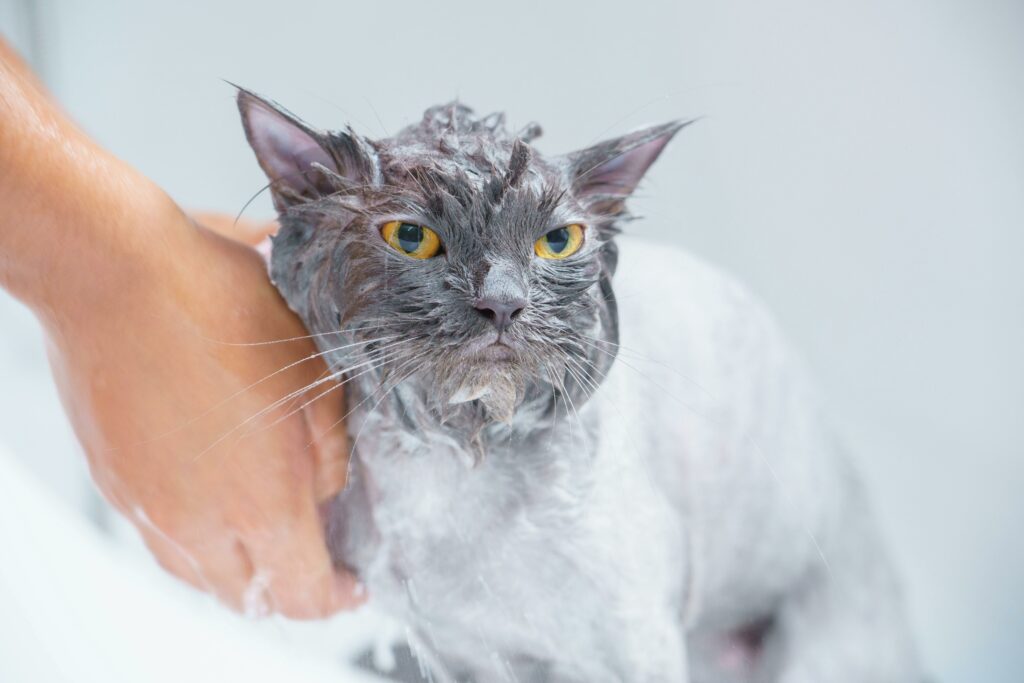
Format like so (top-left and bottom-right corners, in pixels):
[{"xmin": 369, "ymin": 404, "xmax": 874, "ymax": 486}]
[{"xmin": 237, "ymin": 89, "xmax": 685, "ymax": 428}]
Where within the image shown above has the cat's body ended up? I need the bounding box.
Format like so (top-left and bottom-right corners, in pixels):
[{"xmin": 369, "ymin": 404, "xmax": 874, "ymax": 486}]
[
  {"xmin": 237, "ymin": 93, "xmax": 920, "ymax": 682},
  {"xmin": 330, "ymin": 239, "xmax": 915, "ymax": 683}
]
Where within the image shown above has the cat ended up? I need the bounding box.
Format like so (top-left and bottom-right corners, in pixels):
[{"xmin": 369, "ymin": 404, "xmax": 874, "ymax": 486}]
[{"xmin": 236, "ymin": 89, "xmax": 922, "ymax": 683}]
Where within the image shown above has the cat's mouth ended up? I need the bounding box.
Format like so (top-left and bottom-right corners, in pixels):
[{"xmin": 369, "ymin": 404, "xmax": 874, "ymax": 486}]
[
  {"xmin": 474, "ymin": 342, "xmax": 516, "ymax": 362},
  {"xmin": 460, "ymin": 332, "xmax": 521, "ymax": 364},
  {"xmin": 434, "ymin": 335, "xmax": 531, "ymax": 423}
]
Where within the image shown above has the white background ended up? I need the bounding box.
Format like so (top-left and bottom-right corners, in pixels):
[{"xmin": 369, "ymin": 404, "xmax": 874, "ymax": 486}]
[{"xmin": 1, "ymin": 0, "xmax": 1021, "ymax": 680}]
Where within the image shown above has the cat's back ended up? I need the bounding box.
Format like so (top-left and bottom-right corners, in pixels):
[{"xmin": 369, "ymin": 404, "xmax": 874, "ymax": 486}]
[
  {"xmin": 599, "ymin": 236, "xmax": 841, "ymax": 625},
  {"xmin": 596, "ymin": 235, "xmax": 795, "ymax": 508},
  {"xmin": 611, "ymin": 235, "xmax": 780, "ymax": 379},
  {"xmin": 603, "ymin": 234, "xmax": 799, "ymax": 452}
]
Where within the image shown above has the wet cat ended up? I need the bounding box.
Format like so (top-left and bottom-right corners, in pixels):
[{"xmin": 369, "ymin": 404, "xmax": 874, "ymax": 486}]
[{"xmin": 237, "ymin": 90, "xmax": 921, "ymax": 682}]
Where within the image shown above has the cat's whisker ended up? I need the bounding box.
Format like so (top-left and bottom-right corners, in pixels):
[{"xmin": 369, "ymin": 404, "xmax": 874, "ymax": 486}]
[
  {"xmin": 311, "ymin": 352, "xmax": 429, "ymax": 454},
  {"xmin": 558, "ymin": 364, "xmax": 590, "ymax": 450},
  {"xmin": 204, "ymin": 321, "xmax": 396, "ymax": 347},
  {"xmin": 576, "ymin": 332, "xmax": 719, "ymax": 405},
  {"xmin": 295, "ymin": 339, "xmax": 415, "ymax": 411},
  {"xmin": 248, "ymin": 343, "xmax": 407, "ymax": 423},
  {"xmin": 544, "ymin": 366, "xmax": 577, "ymax": 449},
  {"xmin": 133, "ymin": 335, "xmax": 398, "ymax": 448},
  {"xmin": 254, "ymin": 349, "xmax": 408, "ymax": 435},
  {"xmin": 190, "ymin": 367, "xmax": 344, "ymax": 463},
  {"xmin": 563, "ymin": 355, "xmax": 601, "ymax": 397},
  {"xmin": 577, "ymin": 335, "xmax": 737, "ymax": 440},
  {"xmin": 574, "ymin": 334, "xmax": 715, "ymax": 426},
  {"xmin": 230, "ymin": 177, "xmax": 279, "ymax": 230},
  {"xmin": 191, "ymin": 342, "xmax": 408, "ymax": 462},
  {"xmin": 344, "ymin": 359, "xmax": 425, "ymax": 455},
  {"xmin": 544, "ymin": 367, "xmax": 561, "ymax": 432},
  {"xmin": 562, "ymin": 361, "xmax": 593, "ymax": 403},
  {"xmin": 565, "ymin": 350, "xmax": 602, "ymax": 387},
  {"xmin": 565, "ymin": 361, "xmax": 599, "ymax": 411}
]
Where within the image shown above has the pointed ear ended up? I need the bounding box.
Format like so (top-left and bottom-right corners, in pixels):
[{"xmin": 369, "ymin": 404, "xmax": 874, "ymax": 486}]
[
  {"xmin": 236, "ymin": 88, "xmax": 371, "ymax": 209},
  {"xmin": 565, "ymin": 120, "xmax": 692, "ymax": 213}
]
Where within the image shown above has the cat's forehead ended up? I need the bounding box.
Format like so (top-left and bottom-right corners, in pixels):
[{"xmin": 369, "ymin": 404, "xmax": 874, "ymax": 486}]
[
  {"xmin": 238, "ymin": 87, "xmax": 685, "ymax": 226},
  {"xmin": 397, "ymin": 102, "xmax": 530, "ymax": 146},
  {"xmin": 376, "ymin": 102, "xmax": 554, "ymax": 180}
]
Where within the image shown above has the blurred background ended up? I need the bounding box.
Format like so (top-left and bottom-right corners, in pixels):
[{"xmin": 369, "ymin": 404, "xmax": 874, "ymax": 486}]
[{"xmin": 0, "ymin": 0, "xmax": 1021, "ymax": 681}]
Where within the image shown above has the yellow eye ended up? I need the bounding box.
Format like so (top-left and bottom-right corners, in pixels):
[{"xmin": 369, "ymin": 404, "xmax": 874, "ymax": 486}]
[
  {"xmin": 381, "ymin": 221, "xmax": 442, "ymax": 259},
  {"xmin": 534, "ymin": 224, "xmax": 584, "ymax": 259}
]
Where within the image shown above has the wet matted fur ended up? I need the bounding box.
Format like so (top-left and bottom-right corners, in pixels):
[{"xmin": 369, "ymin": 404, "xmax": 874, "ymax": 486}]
[{"xmin": 237, "ymin": 90, "xmax": 922, "ymax": 683}]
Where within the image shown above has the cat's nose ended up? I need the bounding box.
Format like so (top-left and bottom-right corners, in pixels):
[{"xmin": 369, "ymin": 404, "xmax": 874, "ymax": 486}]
[{"xmin": 474, "ymin": 297, "xmax": 527, "ymax": 333}]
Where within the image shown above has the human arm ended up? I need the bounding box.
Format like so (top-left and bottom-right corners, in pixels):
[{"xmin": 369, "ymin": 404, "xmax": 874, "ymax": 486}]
[{"xmin": 0, "ymin": 38, "xmax": 360, "ymax": 617}]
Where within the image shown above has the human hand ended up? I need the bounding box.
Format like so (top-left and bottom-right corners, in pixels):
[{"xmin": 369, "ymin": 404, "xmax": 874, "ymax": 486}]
[{"xmin": 0, "ymin": 39, "xmax": 361, "ymax": 618}]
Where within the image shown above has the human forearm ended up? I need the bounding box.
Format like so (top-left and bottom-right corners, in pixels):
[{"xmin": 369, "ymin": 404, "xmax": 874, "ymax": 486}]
[
  {"xmin": 0, "ymin": 38, "xmax": 181, "ymax": 311},
  {"xmin": 0, "ymin": 38, "xmax": 358, "ymax": 617}
]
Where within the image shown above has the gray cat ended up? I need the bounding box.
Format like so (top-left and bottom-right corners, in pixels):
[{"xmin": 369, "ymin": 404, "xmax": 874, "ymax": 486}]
[{"xmin": 236, "ymin": 90, "xmax": 921, "ymax": 683}]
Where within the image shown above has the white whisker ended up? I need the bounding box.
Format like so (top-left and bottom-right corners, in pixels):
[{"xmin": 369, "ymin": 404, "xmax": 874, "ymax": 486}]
[
  {"xmin": 191, "ymin": 342, "xmax": 407, "ymax": 462},
  {"xmin": 200, "ymin": 321, "xmax": 389, "ymax": 347},
  {"xmin": 132, "ymin": 335, "xmax": 398, "ymax": 449}
]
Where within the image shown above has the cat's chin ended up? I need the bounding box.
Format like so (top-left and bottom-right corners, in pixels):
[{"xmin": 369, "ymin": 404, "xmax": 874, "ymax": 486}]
[{"xmin": 442, "ymin": 360, "xmax": 527, "ymax": 424}]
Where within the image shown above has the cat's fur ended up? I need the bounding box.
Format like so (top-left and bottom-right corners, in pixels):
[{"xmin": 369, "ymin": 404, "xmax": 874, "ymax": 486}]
[{"xmin": 237, "ymin": 90, "xmax": 921, "ymax": 682}]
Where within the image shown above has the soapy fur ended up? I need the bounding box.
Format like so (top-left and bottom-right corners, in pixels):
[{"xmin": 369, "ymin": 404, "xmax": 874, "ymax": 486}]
[{"xmin": 237, "ymin": 90, "xmax": 922, "ymax": 682}]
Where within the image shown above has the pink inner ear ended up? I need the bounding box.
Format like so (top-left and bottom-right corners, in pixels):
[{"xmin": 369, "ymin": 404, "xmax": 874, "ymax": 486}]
[
  {"xmin": 246, "ymin": 101, "xmax": 337, "ymax": 187},
  {"xmin": 582, "ymin": 135, "xmax": 672, "ymax": 197}
]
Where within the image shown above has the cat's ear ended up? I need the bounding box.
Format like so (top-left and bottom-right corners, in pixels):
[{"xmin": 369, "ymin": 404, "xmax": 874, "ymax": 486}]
[
  {"xmin": 236, "ymin": 88, "xmax": 372, "ymax": 209},
  {"xmin": 564, "ymin": 120, "xmax": 692, "ymax": 213}
]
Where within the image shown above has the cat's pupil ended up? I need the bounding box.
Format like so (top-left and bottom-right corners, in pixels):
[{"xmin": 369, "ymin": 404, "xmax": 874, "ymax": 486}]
[
  {"xmin": 545, "ymin": 227, "xmax": 570, "ymax": 253},
  {"xmin": 397, "ymin": 223, "xmax": 423, "ymax": 252}
]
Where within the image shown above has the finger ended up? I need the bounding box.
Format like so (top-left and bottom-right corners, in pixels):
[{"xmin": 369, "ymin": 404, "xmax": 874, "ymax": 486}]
[
  {"xmin": 302, "ymin": 377, "xmax": 351, "ymax": 502},
  {"xmin": 190, "ymin": 211, "xmax": 278, "ymax": 246},
  {"xmin": 137, "ymin": 526, "xmax": 208, "ymax": 592},
  {"xmin": 190, "ymin": 538, "xmax": 256, "ymax": 613},
  {"xmin": 244, "ymin": 507, "xmax": 365, "ymax": 619},
  {"xmin": 145, "ymin": 529, "xmax": 255, "ymax": 613}
]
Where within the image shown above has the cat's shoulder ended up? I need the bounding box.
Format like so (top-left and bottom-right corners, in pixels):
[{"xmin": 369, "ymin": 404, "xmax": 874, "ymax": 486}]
[
  {"xmin": 613, "ymin": 235, "xmax": 775, "ymax": 335},
  {"xmin": 610, "ymin": 234, "xmax": 809, "ymax": 402}
]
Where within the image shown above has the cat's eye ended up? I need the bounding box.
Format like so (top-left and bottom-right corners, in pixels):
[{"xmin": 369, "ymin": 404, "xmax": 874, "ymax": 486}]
[
  {"xmin": 381, "ymin": 221, "xmax": 442, "ymax": 259},
  {"xmin": 534, "ymin": 224, "xmax": 584, "ymax": 260}
]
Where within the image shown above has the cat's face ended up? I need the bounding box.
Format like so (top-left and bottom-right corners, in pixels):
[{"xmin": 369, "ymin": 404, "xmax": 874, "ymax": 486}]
[{"xmin": 238, "ymin": 91, "xmax": 684, "ymax": 424}]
